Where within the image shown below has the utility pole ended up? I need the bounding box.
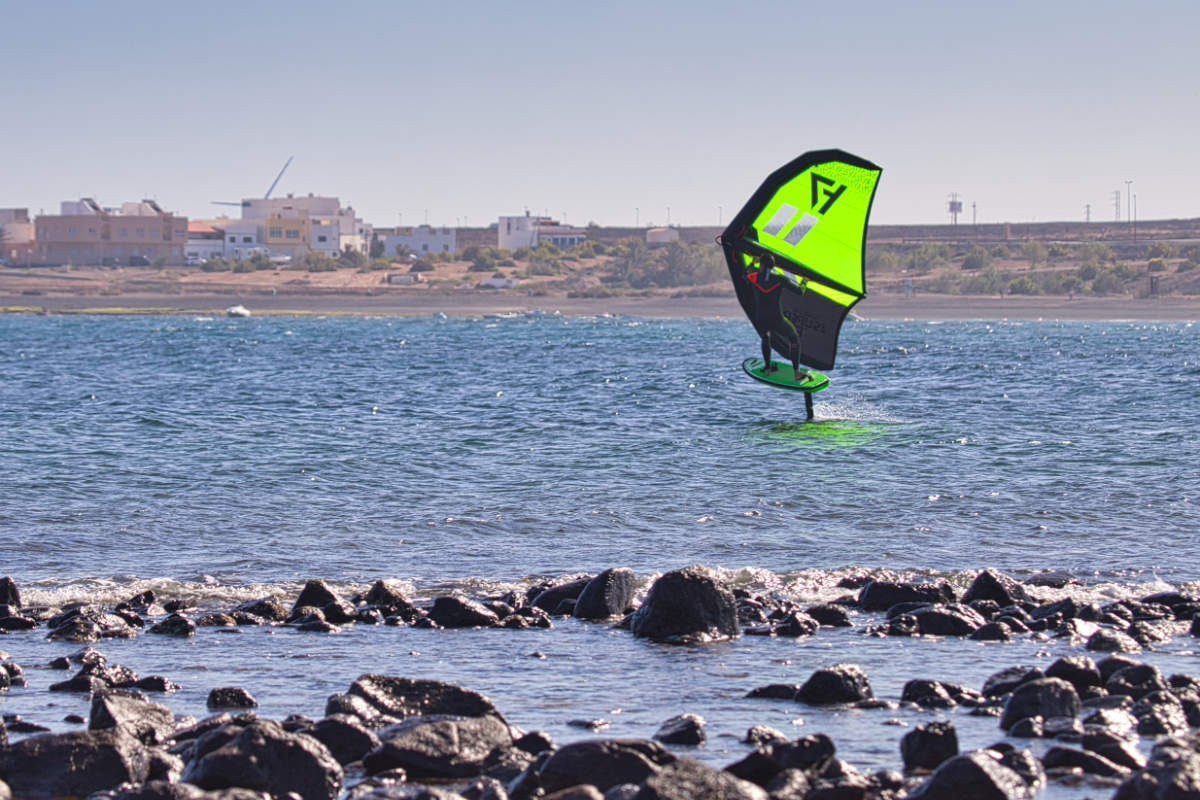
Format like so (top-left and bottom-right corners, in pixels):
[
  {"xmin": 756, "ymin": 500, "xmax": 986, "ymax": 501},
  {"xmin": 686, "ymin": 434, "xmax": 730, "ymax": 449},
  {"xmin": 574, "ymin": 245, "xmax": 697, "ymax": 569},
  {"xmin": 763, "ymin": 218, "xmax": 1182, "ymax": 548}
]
[
  {"xmin": 1124, "ymin": 181, "xmax": 1132, "ymax": 237},
  {"xmin": 1112, "ymin": 191, "xmax": 1121, "ymax": 222},
  {"xmin": 1133, "ymin": 194, "xmax": 1137, "ymax": 242},
  {"xmin": 1085, "ymin": 203, "xmax": 1091, "ymax": 223}
]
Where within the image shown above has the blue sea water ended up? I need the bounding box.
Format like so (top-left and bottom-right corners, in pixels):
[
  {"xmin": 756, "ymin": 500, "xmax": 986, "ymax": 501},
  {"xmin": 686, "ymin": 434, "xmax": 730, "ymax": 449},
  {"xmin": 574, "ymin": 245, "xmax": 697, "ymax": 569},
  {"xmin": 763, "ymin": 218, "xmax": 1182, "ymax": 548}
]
[{"xmin": 2, "ymin": 312, "xmax": 1199, "ymax": 797}]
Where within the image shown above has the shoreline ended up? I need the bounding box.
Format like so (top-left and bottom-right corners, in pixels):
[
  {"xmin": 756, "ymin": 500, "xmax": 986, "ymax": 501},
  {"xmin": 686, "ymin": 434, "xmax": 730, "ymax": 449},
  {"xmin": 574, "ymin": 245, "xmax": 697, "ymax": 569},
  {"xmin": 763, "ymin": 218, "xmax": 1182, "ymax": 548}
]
[{"xmin": 4, "ymin": 290, "xmax": 1200, "ymax": 321}]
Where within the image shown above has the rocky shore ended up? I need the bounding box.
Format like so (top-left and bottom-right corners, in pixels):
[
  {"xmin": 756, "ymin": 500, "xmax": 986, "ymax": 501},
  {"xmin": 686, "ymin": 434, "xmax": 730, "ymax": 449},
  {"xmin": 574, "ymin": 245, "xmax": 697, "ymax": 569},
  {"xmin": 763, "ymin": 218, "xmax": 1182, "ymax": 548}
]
[{"xmin": 4, "ymin": 567, "xmax": 1200, "ymax": 798}]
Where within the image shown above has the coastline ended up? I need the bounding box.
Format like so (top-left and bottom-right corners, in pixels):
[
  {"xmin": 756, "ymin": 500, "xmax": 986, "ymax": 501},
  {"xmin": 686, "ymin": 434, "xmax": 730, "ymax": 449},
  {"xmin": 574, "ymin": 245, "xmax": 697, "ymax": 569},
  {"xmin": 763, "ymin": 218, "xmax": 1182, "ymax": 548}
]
[{"xmin": 4, "ymin": 289, "xmax": 1200, "ymax": 322}]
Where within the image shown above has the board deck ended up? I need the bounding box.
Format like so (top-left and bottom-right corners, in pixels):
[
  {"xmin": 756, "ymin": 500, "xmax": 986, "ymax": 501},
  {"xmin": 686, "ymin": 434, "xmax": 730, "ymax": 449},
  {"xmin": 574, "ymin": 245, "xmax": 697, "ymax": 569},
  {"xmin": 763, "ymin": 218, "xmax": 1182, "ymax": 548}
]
[{"xmin": 742, "ymin": 358, "xmax": 830, "ymax": 393}]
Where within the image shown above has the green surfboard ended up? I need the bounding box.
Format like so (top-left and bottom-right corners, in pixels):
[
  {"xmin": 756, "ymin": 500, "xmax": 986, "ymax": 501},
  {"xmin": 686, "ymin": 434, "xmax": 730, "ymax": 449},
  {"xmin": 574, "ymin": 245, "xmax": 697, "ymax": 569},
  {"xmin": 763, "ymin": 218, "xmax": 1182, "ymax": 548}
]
[{"xmin": 742, "ymin": 358, "xmax": 830, "ymax": 393}]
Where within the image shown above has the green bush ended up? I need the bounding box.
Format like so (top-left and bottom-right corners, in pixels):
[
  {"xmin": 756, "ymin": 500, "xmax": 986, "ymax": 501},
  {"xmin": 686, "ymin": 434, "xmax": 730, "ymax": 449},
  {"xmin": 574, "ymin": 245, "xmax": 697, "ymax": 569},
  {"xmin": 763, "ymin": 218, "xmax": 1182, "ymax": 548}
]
[
  {"xmin": 410, "ymin": 259, "xmax": 435, "ymax": 272},
  {"xmin": 961, "ymin": 246, "xmax": 991, "ymax": 271},
  {"xmin": 1148, "ymin": 257, "xmax": 1168, "ymax": 273},
  {"xmin": 232, "ymin": 260, "xmax": 256, "ymax": 273},
  {"xmin": 1147, "ymin": 241, "xmax": 1174, "ymax": 259},
  {"xmin": 1007, "ymin": 276, "xmax": 1039, "ymax": 295},
  {"xmin": 201, "ymin": 259, "xmax": 231, "ymax": 272},
  {"xmin": 1179, "ymin": 259, "xmax": 1197, "ymax": 273}
]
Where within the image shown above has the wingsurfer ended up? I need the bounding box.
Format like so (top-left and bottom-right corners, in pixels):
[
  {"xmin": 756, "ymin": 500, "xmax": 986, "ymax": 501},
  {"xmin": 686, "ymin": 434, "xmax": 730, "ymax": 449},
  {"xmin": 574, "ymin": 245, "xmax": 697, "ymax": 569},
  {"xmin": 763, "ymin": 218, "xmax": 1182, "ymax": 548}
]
[{"xmin": 747, "ymin": 252, "xmax": 809, "ymax": 383}]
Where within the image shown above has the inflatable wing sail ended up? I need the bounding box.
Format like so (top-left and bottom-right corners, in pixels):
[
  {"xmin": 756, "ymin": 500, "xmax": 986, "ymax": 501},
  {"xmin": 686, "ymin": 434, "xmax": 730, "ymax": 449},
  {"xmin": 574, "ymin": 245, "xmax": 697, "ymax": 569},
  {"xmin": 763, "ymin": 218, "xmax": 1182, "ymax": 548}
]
[{"xmin": 721, "ymin": 149, "xmax": 881, "ymax": 371}]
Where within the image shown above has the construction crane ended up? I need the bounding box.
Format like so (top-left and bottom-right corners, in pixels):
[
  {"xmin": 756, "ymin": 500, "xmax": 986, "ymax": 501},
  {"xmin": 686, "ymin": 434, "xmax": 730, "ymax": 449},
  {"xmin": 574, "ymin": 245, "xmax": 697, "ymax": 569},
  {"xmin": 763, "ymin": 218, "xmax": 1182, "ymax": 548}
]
[{"xmin": 211, "ymin": 157, "xmax": 295, "ymax": 207}]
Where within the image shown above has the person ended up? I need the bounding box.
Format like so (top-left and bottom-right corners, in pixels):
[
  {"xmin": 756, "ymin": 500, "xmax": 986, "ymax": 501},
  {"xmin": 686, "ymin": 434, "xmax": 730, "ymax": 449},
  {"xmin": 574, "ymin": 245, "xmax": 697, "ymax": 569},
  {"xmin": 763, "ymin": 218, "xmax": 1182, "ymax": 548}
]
[{"xmin": 746, "ymin": 252, "xmax": 809, "ymax": 382}]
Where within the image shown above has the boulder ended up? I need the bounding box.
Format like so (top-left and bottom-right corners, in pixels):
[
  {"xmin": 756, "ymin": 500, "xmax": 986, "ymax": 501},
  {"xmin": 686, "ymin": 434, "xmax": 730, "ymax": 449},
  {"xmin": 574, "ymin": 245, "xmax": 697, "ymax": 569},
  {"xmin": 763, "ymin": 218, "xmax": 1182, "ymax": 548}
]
[
  {"xmin": 336, "ymin": 675, "xmax": 504, "ymax": 724},
  {"xmin": 652, "ymin": 714, "xmax": 705, "ymax": 745},
  {"xmin": 856, "ymin": 580, "xmax": 954, "ymax": 611},
  {"xmin": 426, "ymin": 596, "xmax": 499, "ymax": 628},
  {"xmin": 1113, "ymin": 735, "xmax": 1200, "ymax": 800},
  {"xmin": 630, "ymin": 566, "xmax": 739, "ymax": 644},
  {"xmin": 181, "ymin": 719, "xmax": 342, "ymax": 800},
  {"xmin": 89, "ymin": 690, "xmax": 176, "ymax": 744},
  {"xmin": 0, "ymin": 729, "xmax": 152, "ymax": 799},
  {"xmin": 634, "ymin": 757, "xmax": 768, "ymax": 800},
  {"xmin": 46, "ymin": 608, "xmax": 139, "ymax": 642},
  {"xmin": 999, "ymin": 678, "xmax": 1080, "ymax": 731},
  {"xmin": 1107, "ymin": 663, "xmax": 1169, "ymax": 700},
  {"xmin": 531, "ymin": 577, "xmax": 593, "ymax": 613},
  {"xmin": 796, "ymin": 664, "xmax": 873, "ymax": 705},
  {"xmin": 961, "ymin": 570, "xmax": 1030, "ymax": 607},
  {"xmin": 574, "ymin": 568, "xmax": 637, "ymax": 620},
  {"xmin": 1086, "ymin": 628, "xmax": 1143, "ymax": 654},
  {"xmin": 0, "ymin": 577, "xmax": 19, "ymax": 607},
  {"xmin": 902, "ymin": 679, "xmax": 958, "ymax": 709},
  {"xmin": 1132, "ymin": 690, "xmax": 1188, "ymax": 737},
  {"xmin": 1082, "ymin": 730, "xmax": 1145, "ymax": 771},
  {"xmin": 901, "ymin": 720, "xmax": 958, "ymax": 771},
  {"xmin": 982, "ymin": 666, "xmax": 1043, "ymax": 698},
  {"xmin": 147, "ymin": 613, "xmax": 196, "ymax": 637},
  {"xmin": 1042, "ymin": 745, "xmax": 1128, "ymax": 776},
  {"xmin": 362, "ymin": 714, "xmax": 515, "ymax": 779},
  {"xmin": 308, "ymin": 714, "xmax": 382, "ymax": 765},
  {"xmin": 804, "ymin": 604, "xmax": 852, "ymax": 627},
  {"xmin": 537, "ymin": 739, "xmax": 676, "ymax": 795},
  {"xmin": 207, "ymin": 687, "xmax": 257, "ymax": 709},
  {"xmin": 234, "ymin": 597, "xmax": 289, "ymax": 622},
  {"xmin": 291, "ymin": 580, "xmax": 341, "ymax": 615},
  {"xmin": 906, "ymin": 750, "xmax": 1035, "ymax": 800},
  {"xmin": 362, "ymin": 580, "xmax": 416, "ymax": 619},
  {"xmin": 1044, "ymin": 655, "xmax": 1102, "ymax": 693},
  {"xmin": 913, "ymin": 604, "xmax": 986, "ymax": 636}
]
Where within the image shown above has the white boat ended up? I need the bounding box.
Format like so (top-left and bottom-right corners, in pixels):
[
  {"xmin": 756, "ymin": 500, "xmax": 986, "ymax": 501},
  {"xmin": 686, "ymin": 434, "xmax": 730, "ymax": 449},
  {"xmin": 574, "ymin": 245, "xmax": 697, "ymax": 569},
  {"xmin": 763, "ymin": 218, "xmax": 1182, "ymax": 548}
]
[{"xmin": 226, "ymin": 305, "xmax": 251, "ymax": 317}]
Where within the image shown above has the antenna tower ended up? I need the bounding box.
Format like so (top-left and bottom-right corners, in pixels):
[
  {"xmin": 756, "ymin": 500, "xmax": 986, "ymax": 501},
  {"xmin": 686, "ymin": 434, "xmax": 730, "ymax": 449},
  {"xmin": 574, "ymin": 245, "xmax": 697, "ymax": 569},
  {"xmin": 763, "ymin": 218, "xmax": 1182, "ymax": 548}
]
[{"xmin": 947, "ymin": 193, "xmax": 963, "ymax": 225}]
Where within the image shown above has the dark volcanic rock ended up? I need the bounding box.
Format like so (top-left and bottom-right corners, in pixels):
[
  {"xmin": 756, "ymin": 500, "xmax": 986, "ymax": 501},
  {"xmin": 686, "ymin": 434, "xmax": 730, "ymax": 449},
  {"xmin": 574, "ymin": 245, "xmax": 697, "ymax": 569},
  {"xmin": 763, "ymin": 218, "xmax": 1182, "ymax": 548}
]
[
  {"xmin": 982, "ymin": 666, "xmax": 1044, "ymax": 698},
  {"xmin": 1087, "ymin": 627, "xmax": 1143, "ymax": 653},
  {"xmin": 796, "ymin": 664, "xmax": 873, "ymax": 705},
  {"xmin": 1043, "ymin": 745, "xmax": 1127, "ymax": 777},
  {"xmin": 652, "ymin": 714, "xmax": 705, "ymax": 745},
  {"xmin": 856, "ymin": 580, "xmax": 954, "ymax": 611},
  {"xmin": 804, "ymin": 603, "xmax": 853, "ymax": 627},
  {"xmin": 971, "ymin": 622, "xmax": 1012, "ymax": 641},
  {"xmin": 906, "ymin": 750, "xmax": 1035, "ymax": 800},
  {"xmin": 1107, "ymin": 663, "xmax": 1169, "ymax": 700},
  {"xmin": 362, "ymin": 714, "xmax": 515, "ymax": 779},
  {"xmin": 999, "ymin": 678, "xmax": 1080, "ymax": 731},
  {"xmin": 962, "ymin": 570, "xmax": 1031, "ymax": 607},
  {"xmin": 745, "ymin": 683, "xmax": 801, "ymax": 700},
  {"xmin": 234, "ymin": 597, "xmax": 289, "ymax": 622},
  {"xmin": 1132, "ymin": 690, "xmax": 1188, "ymax": 736},
  {"xmin": 0, "ymin": 577, "xmax": 19, "ymax": 608},
  {"xmin": 207, "ymin": 687, "xmax": 258, "ymax": 709},
  {"xmin": 1045, "ymin": 655, "xmax": 1102, "ymax": 693},
  {"xmin": 1113, "ymin": 734, "xmax": 1200, "ymax": 800},
  {"xmin": 0, "ymin": 729, "xmax": 152, "ymax": 799},
  {"xmin": 531, "ymin": 576, "xmax": 593, "ymax": 613},
  {"xmin": 308, "ymin": 714, "xmax": 382, "ymax": 765},
  {"xmin": 46, "ymin": 607, "xmax": 139, "ymax": 642},
  {"xmin": 1083, "ymin": 730, "xmax": 1145, "ymax": 771},
  {"xmin": 901, "ymin": 720, "xmax": 959, "ymax": 771},
  {"xmin": 147, "ymin": 613, "xmax": 196, "ymax": 637},
  {"xmin": 902, "ymin": 679, "xmax": 958, "ymax": 709},
  {"xmin": 629, "ymin": 566, "xmax": 739, "ymax": 644},
  {"xmin": 334, "ymin": 674, "xmax": 504, "ymax": 725},
  {"xmin": 537, "ymin": 738, "xmax": 676, "ymax": 795},
  {"xmin": 426, "ymin": 596, "xmax": 499, "ymax": 628},
  {"xmin": 634, "ymin": 757, "xmax": 768, "ymax": 800},
  {"xmin": 182, "ymin": 719, "xmax": 342, "ymax": 800},
  {"xmin": 574, "ymin": 568, "xmax": 637, "ymax": 620},
  {"xmin": 89, "ymin": 690, "xmax": 176, "ymax": 744},
  {"xmin": 291, "ymin": 580, "xmax": 341, "ymax": 616}
]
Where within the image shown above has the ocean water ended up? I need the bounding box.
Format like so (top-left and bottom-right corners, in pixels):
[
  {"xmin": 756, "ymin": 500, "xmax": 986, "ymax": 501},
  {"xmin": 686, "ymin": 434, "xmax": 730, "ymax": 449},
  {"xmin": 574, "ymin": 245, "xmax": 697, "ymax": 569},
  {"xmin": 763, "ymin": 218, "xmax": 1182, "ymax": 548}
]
[{"xmin": 2, "ymin": 312, "xmax": 1199, "ymax": 797}]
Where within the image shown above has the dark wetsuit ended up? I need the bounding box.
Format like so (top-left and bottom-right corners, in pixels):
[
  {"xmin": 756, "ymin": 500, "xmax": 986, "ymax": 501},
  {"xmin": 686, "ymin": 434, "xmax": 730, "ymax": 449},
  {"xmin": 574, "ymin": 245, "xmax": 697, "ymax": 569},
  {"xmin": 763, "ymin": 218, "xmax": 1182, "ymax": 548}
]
[{"xmin": 747, "ymin": 258, "xmax": 801, "ymax": 374}]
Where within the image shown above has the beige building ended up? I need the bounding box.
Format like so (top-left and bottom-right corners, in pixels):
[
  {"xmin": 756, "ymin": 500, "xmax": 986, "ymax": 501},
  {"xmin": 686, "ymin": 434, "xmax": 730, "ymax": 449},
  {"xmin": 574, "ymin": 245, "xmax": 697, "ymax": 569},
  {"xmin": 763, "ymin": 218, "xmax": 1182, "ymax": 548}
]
[
  {"xmin": 34, "ymin": 199, "xmax": 187, "ymax": 266},
  {"xmin": 0, "ymin": 208, "xmax": 35, "ymax": 264}
]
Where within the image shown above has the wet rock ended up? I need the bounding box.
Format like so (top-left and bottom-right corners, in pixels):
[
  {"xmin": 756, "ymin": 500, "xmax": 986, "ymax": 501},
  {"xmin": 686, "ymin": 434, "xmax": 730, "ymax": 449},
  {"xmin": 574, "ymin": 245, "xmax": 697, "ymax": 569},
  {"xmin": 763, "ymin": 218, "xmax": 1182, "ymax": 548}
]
[
  {"xmin": 796, "ymin": 664, "xmax": 873, "ymax": 705},
  {"xmin": 743, "ymin": 725, "xmax": 789, "ymax": 748},
  {"xmin": 234, "ymin": 597, "xmax": 289, "ymax": 622},
  {"xmin": 1045, "ymin": 655, "xmax": 1102, "ymax": 694},
  {"xmin": 321, "ymin": 600, "xmax": 359, "ymax": 625},
  {"xmin": 537, "ymin": 739, "xmax": 676, "ymax": 795},
  {"xmin": 995, "ymin": 614, "xmax": 1030, "ymax": 633},
  {"xmin": 901, "ymin": 720, "xmax": 958, "ymax": 771},
  {"xmin": 962, "ymin": 570, "xmax": 1031, "ymax": 607},
  {"xmin": 196, "ymin": 612, "xmax": 237, "ymax": 627},
  {"xmin": 0, "ymin": 613, "xmax": 36, "ymax": 631},
  {"xmin": 136, "ymin": 675, "xmax": 181, "ymax": 693},
  {"xmin": 1083, "ymin": 730, "xmax": 1145, "ymax": 770},
  {"xmin": 763, "ymin": 768, "xmax": 810, "ymax": 800},
  {"xmin": 362, "ymin": 580, "xmax": 417, "ymax": 620},
  {"xmin": 90, "ymin": 690, "xmax": 176, "ymax": 744},
  {"xmin": 856, "ymin": 580, "xmax": 954, "ymax": 611},
  {"xmin": 335, "ymin": 675, "xmax": 505, "ymax": 725},
  {"xmin": 1083, "ymin": 706, "xmax": 1138, "ymax": 737},
  {"xmin": 531, "ymin": 576, "xmax": 592, "ymax": 614},
  {"xmin": 427, "ymin": 596, "xmax": 499, "ymax": 629},
  {"xmin": 982, "ymin": 666, "xmax": 1044, "ymax": 698},
  {"xmin": 1008, "ymin": 717, "xmax": 1044, "ymax": 738},
  {"xmin": 629, "ymin": 566, "xmax": 739, "ymax": 644},
  {"xmin": 0, "ymin": 729, "xmax": 152, "ymax": 799},
  {"xmin": 1042, "ymin": 745, "xmax": 1128, "ymax": 776},
  {"xmin": 46, "ymin": 607, "xmax": 139, "ymax": 642},
  {"xmin": 999, "ymin": 678, "xmax": 1080, "ymax": 731},
  {"xmin": 800, "ymin": 604, "xmax": 850, "ymax": 628},
  {"xmin": 0, "ymin": 577, "xmax": 19, "ymax": 607},
  {"xmin": 636, "ymin": 757, "xmax": 768, "ymax": 799},
  {"xmin": 652, "ymin": 714, "xmax": 705, "ymax": 745},
  {"xmin": 1043, "ymin": 715, "xmax": 1084, "ymax": 740},
  {"xmin": 291, "ymin": 579, "xmax": 342, "ymax": 615},
  {"xmin": 970, "ymin": 622, "xmax": 1012, "ymax": 641},
  {"xmin": 1132, "ymin": 690, "xmax": 1188, "ymax": 736},
  {"xmin": 182, "ymin": 719, "xmax": 342, "ymax": 800},
  {"xmin": 902, "ymin": 679, "xmax": 958, "ymax": 709},
  {"xmin": 147, "ymin": 613, "xmax": 196, "ymax": 637},
  {"xmin": 911, "ymin": 604, "xmax": 986, "ymax": 635},
  {"xmin": 574, "ymin": 568, "xmax": 637, "ymax": 620},
  {"xmin": 207, "ymin": 687, "xmax": 258, "ymax": 709},
  {"xmin": 362, "ymin": 714, "xmax": 516, "ymax": 780},
  {"xmin": 968, "ymin": 599, "xmax": 1002, "ymax": 620},
  {"xmin": 1086, "ymin": 628, "xmax": 1142, "ymax": 654},
  {"xmin": 1113, "ymin": 732, "xmax": 1200, "ymax": 799},
  {"xmin": 89, "ymin": 782, "xmax": 270, "ymax": 798},
  {"xmin": 993, "ymin": 746, "xmax": 1046, "ymax": 792},
  {"xmin": 308, "ymin": 714, "xmax": 382, "ymax": 766},
  {"xmin": 1129, "ymin": 620, "xmax": 1173, "ymax": 646},
  {"xmin": 1107, "ymin": 663, "xmax": 1169, "ymax": 700},
  {"xmin": 906, "ymin": 749, "xmax": 1035, "ymax": 800}
]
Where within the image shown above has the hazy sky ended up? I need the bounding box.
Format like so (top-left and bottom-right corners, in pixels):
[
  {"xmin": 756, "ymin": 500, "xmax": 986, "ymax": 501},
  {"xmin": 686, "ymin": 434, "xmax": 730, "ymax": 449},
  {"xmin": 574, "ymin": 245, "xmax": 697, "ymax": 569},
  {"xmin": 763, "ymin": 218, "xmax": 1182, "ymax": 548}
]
[{"xmin": 2, "ymin": 0, "xmax": 1195, "ymax": 229}]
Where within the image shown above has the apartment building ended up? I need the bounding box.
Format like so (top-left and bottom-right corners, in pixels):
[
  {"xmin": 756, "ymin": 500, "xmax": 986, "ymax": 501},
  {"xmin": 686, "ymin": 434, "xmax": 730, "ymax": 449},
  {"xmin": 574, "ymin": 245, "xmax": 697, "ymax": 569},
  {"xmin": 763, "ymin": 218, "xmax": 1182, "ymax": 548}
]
[
  {"xmin": 33, "ymin": 199, "xmax": 187, "ymax": 266},
  {"xmin": 497, "ymin": 212, "xmax": 586, "ymax": 250},
  {"xmin": 0, "ymin": 208, "xmax": 35, "ymax": 264}
]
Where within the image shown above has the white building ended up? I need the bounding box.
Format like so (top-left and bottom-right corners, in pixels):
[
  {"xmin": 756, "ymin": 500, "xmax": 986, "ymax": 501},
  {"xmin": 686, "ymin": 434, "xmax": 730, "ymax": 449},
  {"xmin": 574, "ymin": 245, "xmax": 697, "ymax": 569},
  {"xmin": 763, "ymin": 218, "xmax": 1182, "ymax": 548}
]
[
  {"xmin": 497, "ymin": 212, "xmax": 586, "ymax": 250},
  {"xmin": 646, "ymin": 227, "xmax": 680, "ymax": 247},
  {"xmin": 220, "ymin": 219, "xmax": 266, "ymax": 259},
  {"xmin": 384, "ymin": 224, "xmax": 456, "ymax": 257},
  {"xmin": 185, "ymin": 222, "xmax": 226, "ymax": 262},
  {"xmin": 239, "ymin": 194, "xmax": 369, "ymax": 255}
]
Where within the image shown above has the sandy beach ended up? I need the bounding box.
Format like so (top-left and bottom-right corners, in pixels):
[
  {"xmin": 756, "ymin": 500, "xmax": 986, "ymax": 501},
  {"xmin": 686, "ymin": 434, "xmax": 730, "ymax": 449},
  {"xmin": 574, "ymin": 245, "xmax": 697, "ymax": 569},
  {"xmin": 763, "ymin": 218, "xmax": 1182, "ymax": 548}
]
[{"xmin": 3, "ymin": 264, "xmax": 1200, "ymax": 320}]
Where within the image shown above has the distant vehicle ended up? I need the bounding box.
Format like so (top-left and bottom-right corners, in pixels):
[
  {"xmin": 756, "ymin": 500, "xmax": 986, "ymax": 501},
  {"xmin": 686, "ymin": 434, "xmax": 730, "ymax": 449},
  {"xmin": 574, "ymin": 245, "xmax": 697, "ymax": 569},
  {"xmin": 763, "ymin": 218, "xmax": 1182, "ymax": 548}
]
[
  {"xmin": 128, "ymin": 255, "xmax": 151, "ymax": 266},
  {"xmin": 101, "ymin": 257, "xmax": 117, "ymax": 267},
  {"xmin": 185, "ymin": 256, "xmax": 205, "ymax": 266}
]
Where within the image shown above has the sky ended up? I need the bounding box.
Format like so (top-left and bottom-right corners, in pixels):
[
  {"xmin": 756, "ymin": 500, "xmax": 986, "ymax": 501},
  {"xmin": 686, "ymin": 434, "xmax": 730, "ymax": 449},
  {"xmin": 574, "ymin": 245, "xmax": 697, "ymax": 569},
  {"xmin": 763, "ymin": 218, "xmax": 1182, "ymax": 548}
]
[{"xmin": 2, "ymin": 0, "xmax": 1196, "ymax": 230}]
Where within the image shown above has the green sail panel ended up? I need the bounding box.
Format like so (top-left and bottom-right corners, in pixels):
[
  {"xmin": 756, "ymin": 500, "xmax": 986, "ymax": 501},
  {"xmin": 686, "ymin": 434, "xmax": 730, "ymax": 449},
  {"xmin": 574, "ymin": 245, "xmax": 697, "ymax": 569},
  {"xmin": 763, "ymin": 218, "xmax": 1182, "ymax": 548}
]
[{"xmin": 721, "ymin": 149, "xmax": 881, "ymax": 371}]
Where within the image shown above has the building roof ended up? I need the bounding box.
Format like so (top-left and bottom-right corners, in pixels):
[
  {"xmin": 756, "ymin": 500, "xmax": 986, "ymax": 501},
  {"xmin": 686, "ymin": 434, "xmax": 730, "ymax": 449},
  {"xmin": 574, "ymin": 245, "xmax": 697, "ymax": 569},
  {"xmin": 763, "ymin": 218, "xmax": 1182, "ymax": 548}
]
[{"xmin": 188, "ymin": 221, "xmax": 219, "ymax": 234}]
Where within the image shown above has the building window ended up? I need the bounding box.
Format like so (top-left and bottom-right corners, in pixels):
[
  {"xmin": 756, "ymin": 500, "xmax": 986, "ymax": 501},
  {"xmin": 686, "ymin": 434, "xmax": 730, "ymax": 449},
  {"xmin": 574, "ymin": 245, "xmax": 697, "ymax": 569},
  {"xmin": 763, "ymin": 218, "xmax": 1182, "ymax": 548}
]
[
  {"xmin": 229, "ymin": 236, "xmax": 236, "ymax": 243},
  {"xmin": 242, "ymin": 236, "xmax": 252, "ymax": 243},
  {"xmin": 317, "ymin": 235, "xmax": 327, "ymax": 243},
  {"xmin": 422, "ymin": 244, "xmax": 429, "ymax": 252},
  {"xmin": 443, "ymin": 244, "xmax": 449, "ymax": 251},
  {"xmin": 269, "ymin": 227, "xmax": 282, "ymax": 238},
  {"xmin": 285, "ymin": 229, "xmax": 299, "ymax": 239}
]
